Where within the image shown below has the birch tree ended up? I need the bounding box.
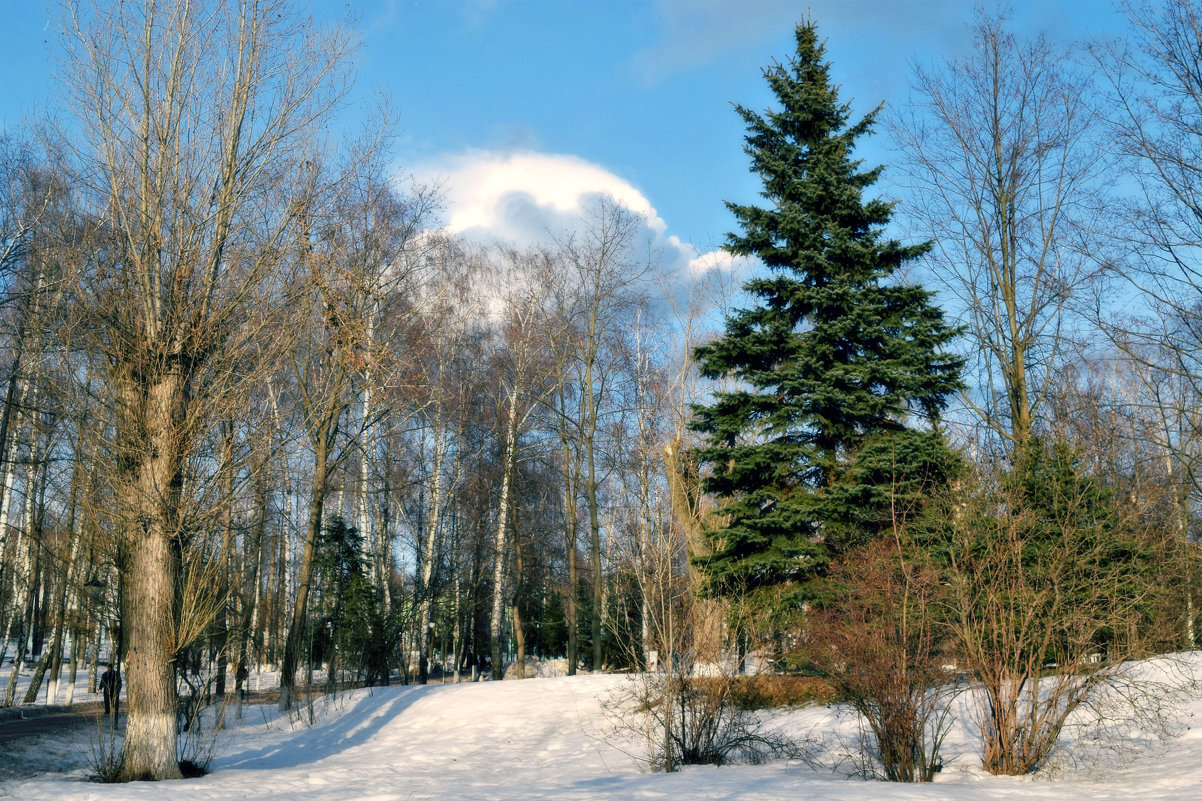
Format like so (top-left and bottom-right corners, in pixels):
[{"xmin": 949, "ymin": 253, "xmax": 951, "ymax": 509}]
[
  {"xmin": 393, "ymin": 235, "xmax": 481, "ymax": 684},
  {"xmin": 277, "ymin": 168, "xmax": 426, "ymax": 708},
  {"xmin": 558, "ymin": 199, "xmax": 651, "ymax": 671},
  {"xmin": 486, "ymin": 249, "xmax": 559, "ymax": 679},
  {"xmin": 1094, "ymin": 0, "xmax": 1202, "ymax": 533}
]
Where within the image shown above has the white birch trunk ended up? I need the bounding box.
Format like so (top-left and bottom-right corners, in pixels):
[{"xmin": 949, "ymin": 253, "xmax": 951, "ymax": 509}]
[
  {"xmin": 358, "ymin": 382, "xmax": 375, "ymax": 582},
  {"xmin": 3, "ymin": 438, "xmax": 39, "ymax": 706},
  {"xmin": 2, "ymin": 526, "xmax": 31, "ymax": 706},
  {"xmin": 417, "ymin": 412, "xmax": 448, "ymax": 681},
  {"xmin": 0, "ymin": 373, "xmax": 32, "ymax": 555},
  {"xmin": 488, "ymin": 384, "xmax": 520, "ymax": 680},
  {"xmin": 358, "ymin": 293, "xmax": 379, "ymax": 587}
]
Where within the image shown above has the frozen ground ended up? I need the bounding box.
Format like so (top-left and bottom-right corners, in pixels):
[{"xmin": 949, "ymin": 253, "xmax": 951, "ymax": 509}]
[{"xmin": 2, "ymin": 654, "xmax": 1202, "ymax": 800}]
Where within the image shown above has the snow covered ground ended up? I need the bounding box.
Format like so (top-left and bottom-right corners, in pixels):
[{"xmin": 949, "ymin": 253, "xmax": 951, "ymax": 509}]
[{"xmin": 3, "ymin": 655, "xmax": 1202, "ymax": 800}]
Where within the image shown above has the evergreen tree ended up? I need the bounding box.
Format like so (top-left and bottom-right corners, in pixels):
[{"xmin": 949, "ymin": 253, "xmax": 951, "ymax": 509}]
[
  {"xmin": 313, "ymin": 517, "xmax": 388, "ymax": 685},
  {"xmin": 691, "ymin": 22, "xmax": 964, "ymax": 607}
]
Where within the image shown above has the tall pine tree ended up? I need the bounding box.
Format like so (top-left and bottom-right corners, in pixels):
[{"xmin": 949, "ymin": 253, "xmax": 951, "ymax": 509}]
[{"xmin": 692, "ymin": 22, "xmax": 963, "ymax": 607}]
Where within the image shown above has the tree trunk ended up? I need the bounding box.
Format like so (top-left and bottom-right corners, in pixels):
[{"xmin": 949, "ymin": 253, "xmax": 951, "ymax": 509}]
[
  {"xmin": 580, "ymin": 343, "xmax": 605, "ymax": 674},
  {"xmin": 378, "ymin": 472, "xmax": 394, "ymax": 621},
  {"xmin": 214, "ymin": 423, "xmax": 235, "ymax": 728},
  {"xmin": 65, "ymin": 627, "xmax": 80, "ymax": 705},
  {"xmin": 3, "ymin": 529, "xmax": 36, "ymax": 707},
  {"xmin": 560, "ymin": 426, "xmax": 579, "ymax": 676},
  {"xmin": 587, "ymin": 434, "xmax": 603, "ymax": 672},
  {"xmin": 489, "ymin": 385, "xmax": 520, "ymax": 681},
  {"xmin": 119, "ymin": 522, "xmax": 182, "ymax": 779},
  {"xmin": 3, "ymin": 615, "xmax": 28, "ymax": 707},
  {"xmin": 4, "ymin": 443, "xmax": 41, "ymax": 706},
  {"xmin": 46, "ymin": 413, "xmax": 90, "ymax": 706},
  {"xmin": 25, "ymin": 520, "xmax": 69, "ymax": 707},
  {"xmin": 234, "ymin": 465, "xmax": 268, "ymax": 719},
  {"xmin": 23, "ymin": 642, "xmax": 54, "ymax": 705},
  {"xmin": 116, "ymin": 371, "xmax": 187, "ymax": 781},
  {"xmin": 417, "ymin": 417, "xmax": 448, "ymax": 685},
  {"xmin": 451, "ymin": 574, "xmax": 463, "ymax": 683},
  {"xmin": 0, "ymin": 373, "xmax": 34, "ymax": 566},
  {"xmin": 512, "ymin": 526, "xmax": 526, "ymax": 680},
  {"xmin": 22, "ymin": 435, "xmax": 58, "ymax": 705},
  {"xmin": 0, "ymin": 371, "xmax": 27, "ymax": 557},
  {"xmin": 88, "ymin": 629, "xmax": 100, "ymax": 695},
  {"xmin": 358, "ymin": 295, "xmax": 380, "ymax": 592},
  {"xmin": 511, "ymin": 603, "xmax": 526, "ymax": 680},
  {"xmin": 279, "ymin": 436, "xmax": 330, "ymax": 711}
]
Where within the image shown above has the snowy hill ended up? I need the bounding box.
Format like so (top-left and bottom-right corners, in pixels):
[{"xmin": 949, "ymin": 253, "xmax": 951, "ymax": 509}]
[{"xmin": 5, "ymin": 657, "xmax": 1202, "ymax": 800}]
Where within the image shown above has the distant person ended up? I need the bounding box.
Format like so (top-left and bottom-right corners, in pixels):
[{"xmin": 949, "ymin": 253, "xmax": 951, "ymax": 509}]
[{"xmin": 99, "ymin": 664, "xmax": 120, "ymax": 716}]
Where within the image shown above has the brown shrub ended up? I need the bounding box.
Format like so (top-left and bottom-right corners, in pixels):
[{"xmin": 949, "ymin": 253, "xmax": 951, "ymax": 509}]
[{"xmin": 711, "ymin": 675, "xmax": 837, "ymax": 710}]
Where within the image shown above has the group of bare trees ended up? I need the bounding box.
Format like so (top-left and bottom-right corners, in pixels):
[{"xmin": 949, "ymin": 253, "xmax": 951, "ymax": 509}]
[{"xmin": 0, "ymin": 0, "xmax": 706, "ymax": 783}]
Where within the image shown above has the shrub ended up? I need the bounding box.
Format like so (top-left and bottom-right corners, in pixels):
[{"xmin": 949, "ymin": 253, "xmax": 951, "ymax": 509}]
[
  {"xmin": 805, "ymin": 539, "xmax": 957, "ymax": 782},
  {"xmin": 608, "ymin": 669, "xmax": 807, "ymax": 772},
  {"xmin": 712, "ymin": 675, "xmax": 836, "ymax": 710},
  {"xmin": 942, "ymin": 441, "xmax": 1189, "ymax": 775}
]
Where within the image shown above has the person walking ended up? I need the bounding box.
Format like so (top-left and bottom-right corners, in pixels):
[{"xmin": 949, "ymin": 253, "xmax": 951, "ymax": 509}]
[{"xmin": 99, "ymin": 664, "xmax": 120, "ymax": 716}]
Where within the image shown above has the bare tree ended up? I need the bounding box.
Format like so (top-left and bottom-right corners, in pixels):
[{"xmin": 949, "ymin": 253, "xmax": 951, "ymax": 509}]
[
  {"xmin": 352, "ymin": 177, "xmax": 439, "ymax": 612},
  {"xmin": 556, "ymin": 198, "xmax": 651, "ymax": 671},
  {"xmin": 484, "ymin": 248, "xmax": 560, "ymax": 680},
  {"xmin": 1092, "ymin": 0, "xmax": 1202, "ymax": 550},
  {"xmin": 0, "ymin": 145, "xmax": 70, "ymax": 583},
  {"xmin": 893, "ymin": 10, "xmax": 1103, "ymax": 450},
  {"xmin": 277, "ymin": 167, "xmax": 425, "ymax": 708},
  {"xmin": 0, "ymin": 137, "xmax": 55, "ymax": 287},
  {"xmin": 537, "ymin": 253, "xmax": 586, "ymax": 675},
  {"xmin": 59, "ymin": 0, "xmax": 355, "ymax": 778},
  {"xmin": 0, "ymin": 147, "xmax": 90, "ymax": 710},
  {"xmin": 393, "ymin": 235, "xmax": 482, "ymax": 684}
]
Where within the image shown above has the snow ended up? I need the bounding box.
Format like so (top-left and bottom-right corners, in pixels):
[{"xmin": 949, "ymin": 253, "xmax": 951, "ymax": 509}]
[{"xmin": 4, "ymin": 654, "xmax": 1202, "ymax": 801}]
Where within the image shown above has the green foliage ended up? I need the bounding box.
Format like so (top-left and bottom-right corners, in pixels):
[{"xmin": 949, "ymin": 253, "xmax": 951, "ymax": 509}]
[
  {"xmin": 311, "ymin": 516, "xmax": 389, "ymax": 684},
  {"xmin": 691, "ymin": 21, "xmax": 964, "ymax": 607},
  {"xmin": 973, "ymin": 439, "xmax": 1164, "ymax": 660},
  {"xmin": 518, "ymin": 584, "xmax": 567, "ymax": 660}
]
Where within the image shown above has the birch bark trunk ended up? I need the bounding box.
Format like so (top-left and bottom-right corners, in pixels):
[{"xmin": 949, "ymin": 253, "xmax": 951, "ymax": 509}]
[{"xmin": 488, "ymin": 384, "xmax": 520, "ymax": 680}]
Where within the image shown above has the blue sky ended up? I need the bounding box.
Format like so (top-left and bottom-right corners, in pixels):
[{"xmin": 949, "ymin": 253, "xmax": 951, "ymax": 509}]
[{"xmin": 0, "ymin": 0, "xmax": 1130, "ymax": 279}]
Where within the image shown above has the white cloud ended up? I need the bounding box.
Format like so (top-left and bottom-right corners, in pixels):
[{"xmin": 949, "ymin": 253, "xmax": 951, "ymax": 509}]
[
  {"xmin": 412, "ymin": 148, "xmax": 753, "ymax": 316},
  {"xmin": 687, "ymin": 249, "xmax": 757, "ymax": 278},
  {"xmin": 419, "ymin": 150, "xmax": 664, "ymax": 241}
]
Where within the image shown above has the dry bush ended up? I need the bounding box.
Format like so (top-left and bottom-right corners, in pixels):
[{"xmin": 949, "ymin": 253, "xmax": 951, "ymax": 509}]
[
  {"xmin": 720, "ymin": 675, "xmax": 836, "ymax": 710},
  {"xmin": 607, "ymin": 667, "xmax": 808, "ymax": 772},
  {"xmin": 89, "ymin": 714, "xmax": 122, "ymax": 782},
  {"xmin": 605, "ymin": 525, "xmax": 807, "ymax": 773},
  {"xmin": 944, "ymin": 441, "xmax": 1192, "ymax": 775},
  {"xmin": 1045, "ymin": 655, "xmax": 1198, "ymax": 775},
  {"xmin": 805, "ymin": 539, "xmax": 958, "ymax": 782},
  {"xmin": 174, "ymin": 661, "xmax": 232, "ymax": 776}
]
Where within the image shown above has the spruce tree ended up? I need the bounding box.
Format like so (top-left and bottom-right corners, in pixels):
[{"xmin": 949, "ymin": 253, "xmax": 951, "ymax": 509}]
[{"xmin": 692, "ymin": 22, "xmax": 964, "ymax": 607}]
